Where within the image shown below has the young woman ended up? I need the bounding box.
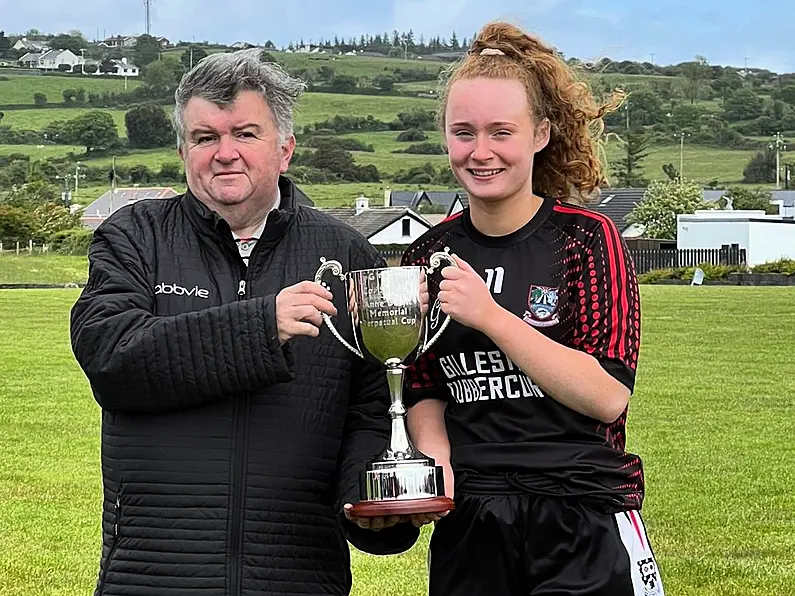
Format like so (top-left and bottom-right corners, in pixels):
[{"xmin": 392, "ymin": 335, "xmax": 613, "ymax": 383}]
[{"xmin": 400, "ymin": 21, "xmax": 664, "ymax": 596}]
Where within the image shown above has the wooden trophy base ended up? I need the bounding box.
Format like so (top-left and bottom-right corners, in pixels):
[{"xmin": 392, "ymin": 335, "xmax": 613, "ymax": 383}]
[{"xmin": 349, "ymin": 496, "xmax": 455, "ymax": 518}]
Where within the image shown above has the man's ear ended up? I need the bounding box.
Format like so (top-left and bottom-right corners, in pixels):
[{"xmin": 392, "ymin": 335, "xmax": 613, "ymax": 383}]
[{"xmin": 280, "ymin": 135, "xmax": 297, "ymax": 173}]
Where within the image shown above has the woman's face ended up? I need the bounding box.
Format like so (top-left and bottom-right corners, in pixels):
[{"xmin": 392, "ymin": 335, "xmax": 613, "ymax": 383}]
[{"xmin": 444, "ymin": 77, "xmax": 549, "ymax": 205}]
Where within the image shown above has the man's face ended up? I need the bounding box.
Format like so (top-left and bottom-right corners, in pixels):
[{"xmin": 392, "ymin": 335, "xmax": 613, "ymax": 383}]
[{"xmin": 178, "ymin": 90, "xmax": 295, "ymax": 213}]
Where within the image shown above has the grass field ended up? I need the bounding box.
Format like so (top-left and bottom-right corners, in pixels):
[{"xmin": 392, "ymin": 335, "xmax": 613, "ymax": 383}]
[
  {"xmin": 0, "ymin": 108, "xmax": 129, "ymax": 137},
  {"xmin": 0, "ymin": 74, "xmax": 142, "ymax": 106},
  {"xmin": 70, "ymin": 135, "xmax": 756, "ymax": 186},
  {"xmin": 0, "ymin": 144, "xmax": 85, "ymax": 159},
  {"xmin": 0, "ymin": 73, "xmax": 770, "ymax": 190},
  {"xmin": 0, "ymin": 285, "xmax": 793, "ymax": 596},
  {"xmin": 0, "ymin": 255, "xmax": 89, "ymax": 284},
  {"xmin": 0, "ymin": 92, "xmax": 436, "ymax": 134}
]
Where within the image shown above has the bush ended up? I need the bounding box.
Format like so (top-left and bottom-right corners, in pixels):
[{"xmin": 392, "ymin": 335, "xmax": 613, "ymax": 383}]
[
  {"xmin": 394, "ymin": 142, "xmax": 445, "ymax": 155},
  {"xmin": 637, "ymin": 263, "xmax": 745, "ymax": 283},
  {"xmin": 396, "ymin": 128, "xmax": 428, "ymax": 142},
  {"xmin": 49, "ymin": 228, "xmax": 94, "ymax": 255},
  {"xmin": 752, "ymin": 259, "xmax": 795, "ymax": 275},
  {"xmin": 305, "ymin": 136, "xmax": 374, "ymax": 152}
]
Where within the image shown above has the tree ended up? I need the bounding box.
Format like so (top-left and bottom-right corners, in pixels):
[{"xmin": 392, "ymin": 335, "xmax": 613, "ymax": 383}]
[
  {"xmin": 129, "ymin": 164, "xmax": 153, "ymax": 184},
  {"xmin": 723, "ymin": 89, "xmax": 764, "ymax": 121},
  {"xmin": 100, "ymin": 58, "xmax": 117, "ymax": 74},
  {"xmin": 329, "ymin": 74, "xmax": 357, "ymax": 94},
  {"xmin": 611, "ymin": 131, "xmax": 650, "ymax": 187},
  {"xmin": 373, "ymin": 75, "xmax": 395, "ymax": 92},
  {"xmin": 774, "ymin": 84, "xmax": 795, "ymax": 106},
  {"xmin": 158, "ymin": 162, "xmax": 182, "ymax": 181},
  {"xmin": 626, "ymin": 87, "xmax": 664, "ymax": 126},
  {"xmin": 0, "ymin": 31, "xmax": 10, "ymax": 56},
  {"xmin": 132, "ymin": 34, "xmax": 162, "ymax": 67},
  {"xmin": 742, "ymin": 150, "xmax": 776, "ymax": 183},
  {"xmin": 720, "ymin": 187, "xmax": 778, "ymax": 214},
  {"xmin": 4, "ymin": 180, "xmax": 59, "ymax": 209},
  {"xmin": 30, "ymin": 202, "xmax": 81, "ymax": 242},
  {"xmin": 143, "ymin": 60, "xmax": 182, "ymax": 95},
  {"xmin": 680, "ymin": 56, "xmax": 711, "ymax": 104},
  {"xmin": 49, "ymin": 33, "xmax": 86, "ymax": 54},
  {"xmin": 180, "ymin": 46, "xmax": 208, "ymax": 70},
  {"xmin": 627, "ymin": 179, "xmax": 710, "ymax": 239},
  {"xmin": 125, "ymin": 104, "xmax": 174, "ymax": 149},
  {"xmin": 33, "ymin": 93, "xmax": 47, "ymax": 106},
  {"xmin": 64, "ymin": 111, "xmax": 119, "ymax": 153},
  {"xmin": 711, "ymin": 73, "xmax": 743, "ymax": 106},
  {"xmin": 0, "ymin": 205, "xmax": 35, "ymax": 240}
]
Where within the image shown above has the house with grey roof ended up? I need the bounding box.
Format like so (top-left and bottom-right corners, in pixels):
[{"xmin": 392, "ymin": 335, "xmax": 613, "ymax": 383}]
[
  {"xmin": 80, "ymin": 187, "xmax": 179, "ymax": 229},
  {"xmin": 12, "ymin": 38, "xmax": 49, "ymax": 52},
  {"xmin": 321, "ymin": 197, "xmax": 431, "ymax": 246},
  {"xmin": 587, "ymin": 188, "xmax": 647, "ymax": 236},
  {"xmin": 386, "ymin": 188, "xmax": 466, "ymax": 212}
]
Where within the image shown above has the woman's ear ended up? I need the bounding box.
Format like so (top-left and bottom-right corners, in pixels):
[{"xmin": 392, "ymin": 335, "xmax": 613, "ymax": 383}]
[{"xmin": 534, "ymin": 118, "xmax": 551, "ymax": 153}]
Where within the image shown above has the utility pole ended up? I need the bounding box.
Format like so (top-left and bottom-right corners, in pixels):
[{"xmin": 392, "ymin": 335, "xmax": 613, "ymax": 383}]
[
  {"xmin": 770, "ymin": 132, "xmax": 787, "ymax": 189},
  {"xmin": 74, "ymin": 162, "xmax": 85, "ymax": 193},
  {"xmin": 108, "ymin": 156, "xmax": 117, "ymax": 215},
  {"xmin": 55, "ymin": 173, "xmax": 73, "ymax": 204},
  {"xmin": 674, "ymin": 132, "xmax": 690, "ymax": 182},
  {"xmin": 144, "ymin": 0, "xmax": 152, "ymax": 36},
  {"xmin": 625, "ymin": 98, "xmax": 630, "ymax": 130},
  {"xmin": 649, "ymin": 52, "xmax": 655, "ymax": 65}
]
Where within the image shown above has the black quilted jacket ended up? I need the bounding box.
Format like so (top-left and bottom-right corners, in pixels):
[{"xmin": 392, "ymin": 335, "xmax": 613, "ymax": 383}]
[{"xmin": 70, "ymin": 177, "xmax": 419, "ymax": 596}]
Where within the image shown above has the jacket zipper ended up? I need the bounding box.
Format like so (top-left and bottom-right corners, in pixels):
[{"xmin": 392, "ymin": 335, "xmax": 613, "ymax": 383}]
[
  {"xmin": 98, "ymin": 489, "xmax": 122, "ymax": 594},
  {"xmin": 229, "ymin": 273, "xmax": 250, "ymax": 596}
]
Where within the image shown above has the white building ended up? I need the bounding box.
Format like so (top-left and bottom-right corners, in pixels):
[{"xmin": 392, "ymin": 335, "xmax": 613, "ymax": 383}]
[
  {"xmin": 677, "ymin": 209, "xmax": 795, "ymax": 267},
  {"xmin": 18, "ymin": 49, "xmax": 83, "ymax": 70},
  {"xmin": 321, "ymin": 197, "xmax": 431, "ymax": 246}
]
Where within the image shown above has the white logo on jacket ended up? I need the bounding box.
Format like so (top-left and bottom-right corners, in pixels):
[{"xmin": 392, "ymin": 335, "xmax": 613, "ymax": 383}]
[{"xmin": 154, "ymin": 282, "xmax": 210, "ymax": 299}]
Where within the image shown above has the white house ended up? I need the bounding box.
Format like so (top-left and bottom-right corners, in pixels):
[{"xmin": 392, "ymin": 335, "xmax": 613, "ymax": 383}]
[
  {"xmin": 12, "ymin": 38, "xmax": 48, "ymax": 52},
  {"xmin": 111, "ymin": 58, "xmax": 139, "ymax": 77},
  {"xmin": 37, "ymin": 49, "xmax": 83, "ymax": 70},
  {"xmin": 321, "ymin": 197, "xmax": 431, "ymax": 246},
  {"xmin": 677, "ymin": 209, "xmax": 795, "ymax": 267},
  {"xmin": 17, "ymin": 52, "xmax": 44, "ymax": 67}
]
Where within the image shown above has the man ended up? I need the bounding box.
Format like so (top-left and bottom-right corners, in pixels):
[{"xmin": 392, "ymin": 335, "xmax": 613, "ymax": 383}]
[{"xmin": 70, "ymin": 49, "xmax": 419, "ymax": 596}]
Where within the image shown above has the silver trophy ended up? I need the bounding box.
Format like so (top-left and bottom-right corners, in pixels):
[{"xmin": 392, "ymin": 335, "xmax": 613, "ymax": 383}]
[{"xmin": 315, "ymin": 249, "xmax": 457, "ymax": 517}]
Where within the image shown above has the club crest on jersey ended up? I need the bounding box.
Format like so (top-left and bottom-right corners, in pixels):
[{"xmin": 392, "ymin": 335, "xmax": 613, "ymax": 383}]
[{"xmin": 523, "ymin": 285, "xmax": 560, "ymax": 327}]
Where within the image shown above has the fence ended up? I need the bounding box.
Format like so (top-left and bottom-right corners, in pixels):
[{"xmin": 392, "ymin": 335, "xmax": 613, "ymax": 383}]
[
  {"xmin": 0, "ymin": 240, "xmax": 50, "ymax": 255},
  {"xmin": 0, "ymin": 241, "xmax": 747, "ymax": 276},
  {"xmin": 376, "ymin": 245, "xmax": 747, "ymax": 275},
  {"xmin": 629, "ymin": 245, "xmax": 746, "ymax": 274}
]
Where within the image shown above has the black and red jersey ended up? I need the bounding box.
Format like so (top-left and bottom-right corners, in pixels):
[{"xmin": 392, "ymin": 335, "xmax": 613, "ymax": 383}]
[{"xmin": 402, "ymin": 195, "xmax": 644, "ymax": 512}]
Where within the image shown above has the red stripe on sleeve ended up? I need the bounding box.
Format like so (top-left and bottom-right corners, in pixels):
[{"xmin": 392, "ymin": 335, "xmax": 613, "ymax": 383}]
[{"xmin": 553, "ymin": 205, "xmax": 630, "ymax": 361}]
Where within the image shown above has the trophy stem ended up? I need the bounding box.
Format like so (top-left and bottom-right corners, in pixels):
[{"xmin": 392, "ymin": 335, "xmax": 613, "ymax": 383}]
[{"xmin": 382, "ymin": 360, "xmax": 425, "ymax": 462}]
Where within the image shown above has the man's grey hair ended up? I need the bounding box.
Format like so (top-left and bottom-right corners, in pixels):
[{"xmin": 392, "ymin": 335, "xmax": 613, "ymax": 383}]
[{"xmin": 172, "ymin": 48, "xmax": 307, "ymax": 147}]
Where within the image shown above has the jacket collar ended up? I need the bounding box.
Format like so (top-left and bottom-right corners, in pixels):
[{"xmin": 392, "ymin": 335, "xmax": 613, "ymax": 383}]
[{"xmin": 181, "ymin": 175, "xmax": 306, "ymax": 244}]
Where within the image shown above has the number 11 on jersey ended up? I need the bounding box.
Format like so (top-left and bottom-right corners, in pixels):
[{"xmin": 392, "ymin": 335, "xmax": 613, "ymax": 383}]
[{"xmin": 485, "ymin": 267, "xmax": 504, "ymax": 294}]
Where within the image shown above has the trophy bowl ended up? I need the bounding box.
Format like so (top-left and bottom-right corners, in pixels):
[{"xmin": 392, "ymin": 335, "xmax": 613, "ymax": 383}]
[{"xmin": 315, "ymin": 250, "xmax": 457, "ymax": 517}]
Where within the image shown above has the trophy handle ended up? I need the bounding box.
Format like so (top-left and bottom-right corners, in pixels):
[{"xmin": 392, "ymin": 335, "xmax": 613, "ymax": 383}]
[
  {"xmin": 314, "ymin": 258, "xmax": 364, "ymax": 359},
  {"xmin": 419, "ymin": 248, "xmax": 459, "ymax": 355}
]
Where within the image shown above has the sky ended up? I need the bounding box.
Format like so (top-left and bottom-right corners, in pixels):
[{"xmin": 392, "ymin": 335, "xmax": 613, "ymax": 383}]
[{"xmin": 2, "ymin": 0, "xmax": 794, "ymax": 73}]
